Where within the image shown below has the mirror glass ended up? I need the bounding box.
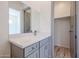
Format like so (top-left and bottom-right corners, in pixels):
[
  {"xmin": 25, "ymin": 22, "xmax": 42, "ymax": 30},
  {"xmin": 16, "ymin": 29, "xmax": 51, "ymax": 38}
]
[{"xmin": 9, "ymin": 1, "xmax": 32, "ymax": 35}]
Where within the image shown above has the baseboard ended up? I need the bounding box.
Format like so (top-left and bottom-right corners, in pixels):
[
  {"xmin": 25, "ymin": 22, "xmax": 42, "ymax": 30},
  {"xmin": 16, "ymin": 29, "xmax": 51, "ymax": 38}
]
[
  {"xmin": 55, "ymin": 44, "xmax": 70, "ymax": 48},
  {"xmin": 0, "ymin": 55, "xmax": 10, "ymax": 58}
]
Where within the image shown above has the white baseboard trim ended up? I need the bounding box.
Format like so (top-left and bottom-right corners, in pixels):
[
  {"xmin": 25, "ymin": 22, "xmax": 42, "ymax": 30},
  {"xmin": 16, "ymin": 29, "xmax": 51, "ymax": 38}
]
[{"xmin": 55, "ymin": 44, "xmax": 70, "ymax": 48}]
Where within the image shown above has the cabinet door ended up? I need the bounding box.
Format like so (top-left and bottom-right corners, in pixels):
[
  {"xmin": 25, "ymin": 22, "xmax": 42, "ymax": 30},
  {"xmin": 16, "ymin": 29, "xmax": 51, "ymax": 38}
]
[
  {"xmin": 26, "ymin": 50, "xmax": 39, "ymax": 58},
  {"xmin": 40, "ymin": 43, "xmax": 49, "ymax": 58}
]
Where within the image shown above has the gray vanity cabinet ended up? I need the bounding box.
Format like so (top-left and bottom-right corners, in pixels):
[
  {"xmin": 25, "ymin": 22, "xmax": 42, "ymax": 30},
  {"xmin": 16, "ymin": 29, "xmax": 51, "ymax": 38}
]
[
  {"xmin": 40, "ymin": 43, "xmax": 49, "ymax": 58},
  {"xmin": 11, "ymin": 36, "xmax": 52, "ymax": 58},
  {"xmin": 11, "ymin": 44, "xmax": 24, "ymax": 58},
  {"xmin": 11, "ymin": 42, "xmax": 39, "ymax": 58},
  {"xmin": 39, "ymin": 37, "xmax": 52, "ymax": 58}
]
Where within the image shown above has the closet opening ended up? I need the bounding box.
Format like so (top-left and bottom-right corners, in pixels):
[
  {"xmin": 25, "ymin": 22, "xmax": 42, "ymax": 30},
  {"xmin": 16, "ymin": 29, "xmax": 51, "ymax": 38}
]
[{"xmin": 53, "ymin": 1, "xmax": 76, "ymax": 58}]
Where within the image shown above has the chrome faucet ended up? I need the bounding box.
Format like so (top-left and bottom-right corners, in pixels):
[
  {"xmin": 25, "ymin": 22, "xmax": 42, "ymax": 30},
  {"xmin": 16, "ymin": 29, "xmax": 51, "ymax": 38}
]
[{"xmin": 34, "ymin": 30, "xmax": 37, "ymax": 36}]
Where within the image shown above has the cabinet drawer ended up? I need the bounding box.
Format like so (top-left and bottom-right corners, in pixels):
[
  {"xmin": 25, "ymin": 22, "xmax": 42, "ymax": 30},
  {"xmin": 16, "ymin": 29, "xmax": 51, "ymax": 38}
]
[
  {"xmin": 25, "ymin": 50, "xmax": 39, "ymax": 58},
  {"xmin": 40, "ymin": 37, "xmax": 49, "ymax": 47},
  {"xmin": 24, "ymin": 42, "xmax": 39, "ymax": 57}
]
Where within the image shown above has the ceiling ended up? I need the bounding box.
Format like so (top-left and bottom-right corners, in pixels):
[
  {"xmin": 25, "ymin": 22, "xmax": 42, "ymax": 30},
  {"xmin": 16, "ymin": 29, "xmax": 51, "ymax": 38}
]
[{"xmin": 21, "ymin": 1, "xmax": 40, "ymax": 12}]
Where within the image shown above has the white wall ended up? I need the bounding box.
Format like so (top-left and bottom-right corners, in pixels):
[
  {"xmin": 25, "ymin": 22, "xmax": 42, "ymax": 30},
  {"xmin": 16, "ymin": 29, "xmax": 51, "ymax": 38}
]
[
  {"xmin": 54, "ymin": 17, "xmax": 70, "ymax": 48},
  {"xmin": 40, "ymin": 2, "xmax": 51, "ymax": 34},
  {"xmin": 54, "ymin": 1, "xmax": 71, "ymax": 18},
  {"xmin": 0, "ymin": 2, "xmax": 10, "ymax": 57}
]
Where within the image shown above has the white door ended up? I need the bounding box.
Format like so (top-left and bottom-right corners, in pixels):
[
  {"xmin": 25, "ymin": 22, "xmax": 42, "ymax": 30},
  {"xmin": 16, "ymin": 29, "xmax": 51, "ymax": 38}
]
[{"xmin": 54, "ymin": 17, "xmax": 70, "ymax": 48}]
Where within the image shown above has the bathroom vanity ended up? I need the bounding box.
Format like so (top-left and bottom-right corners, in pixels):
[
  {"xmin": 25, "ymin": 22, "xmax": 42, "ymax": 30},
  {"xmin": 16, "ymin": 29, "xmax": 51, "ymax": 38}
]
[
  {"xmin": 9, "ymin": 33, "xmax": 52, "ymax": 58},
  {"xmin": 8, "ymin": 1, "xmax": 52, "ymax": 58}
]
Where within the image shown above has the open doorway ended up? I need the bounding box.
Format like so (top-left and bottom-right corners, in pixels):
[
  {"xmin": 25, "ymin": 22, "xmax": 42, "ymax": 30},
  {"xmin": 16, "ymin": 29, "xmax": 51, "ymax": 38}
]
[{"xmin": 53, "ymin": 1, "xmax": 76, "ymax": 58}]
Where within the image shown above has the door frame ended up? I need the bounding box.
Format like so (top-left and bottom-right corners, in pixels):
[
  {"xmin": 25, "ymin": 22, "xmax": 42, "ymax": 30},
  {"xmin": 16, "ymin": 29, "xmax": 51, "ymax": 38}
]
[{"xmin": 70, "ymin": 1, "xmax": 76, "ymax": 58}]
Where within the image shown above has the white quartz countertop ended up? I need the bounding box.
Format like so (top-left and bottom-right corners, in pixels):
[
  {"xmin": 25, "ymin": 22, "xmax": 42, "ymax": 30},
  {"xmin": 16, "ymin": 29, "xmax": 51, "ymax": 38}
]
[{"xmin": 9, "ymin": 33, "xmax": 51, "ymax": 48}]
